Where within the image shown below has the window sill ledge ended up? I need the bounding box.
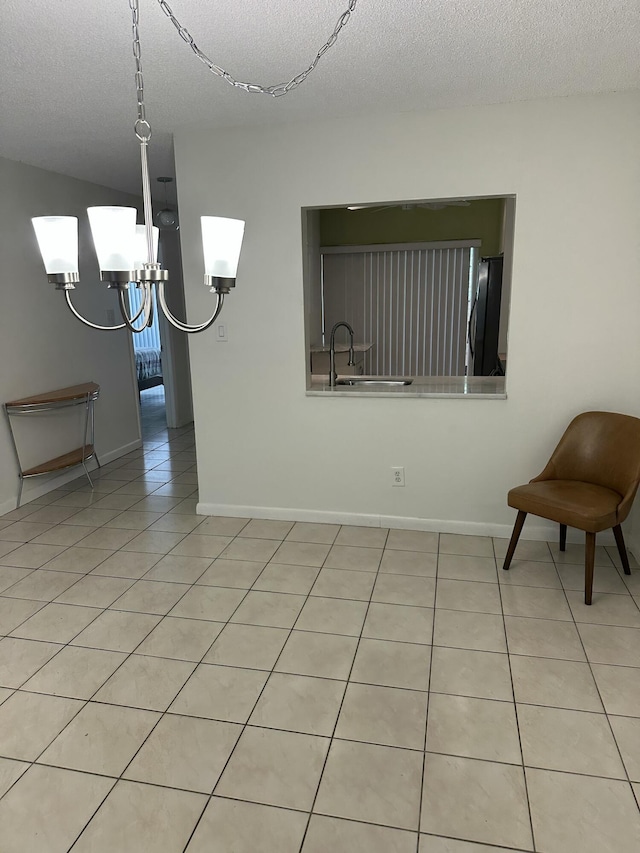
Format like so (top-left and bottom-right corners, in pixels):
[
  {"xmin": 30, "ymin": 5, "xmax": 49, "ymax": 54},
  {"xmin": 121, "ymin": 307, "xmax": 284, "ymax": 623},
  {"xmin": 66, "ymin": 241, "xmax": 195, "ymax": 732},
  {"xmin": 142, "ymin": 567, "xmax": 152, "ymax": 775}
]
[{"xmin": 306, "ymin": 375, "xmax": 507, "ymax": 399}]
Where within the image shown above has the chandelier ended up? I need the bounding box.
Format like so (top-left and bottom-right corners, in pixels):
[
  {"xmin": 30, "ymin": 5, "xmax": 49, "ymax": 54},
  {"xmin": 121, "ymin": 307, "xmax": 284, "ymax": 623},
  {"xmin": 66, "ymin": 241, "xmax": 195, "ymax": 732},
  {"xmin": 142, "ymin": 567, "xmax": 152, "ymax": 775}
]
[{"xmin": 31, "ymin": 0, "xmax": 358, "ymax": 335}]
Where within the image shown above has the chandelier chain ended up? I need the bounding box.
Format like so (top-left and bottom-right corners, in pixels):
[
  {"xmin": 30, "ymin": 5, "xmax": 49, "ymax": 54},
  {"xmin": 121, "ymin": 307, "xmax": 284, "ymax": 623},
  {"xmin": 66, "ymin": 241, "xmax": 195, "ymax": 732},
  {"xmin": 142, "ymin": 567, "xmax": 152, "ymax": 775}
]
[
  {"xmin": 156, "ymin": 0, "xmax": 359, "ymax": 97},
  {"xmin": 129, "ymin": 0, "xmax": 152, "ymax": 140},
  {"xmin": 129, "ymin": 0, "xmax": 359, "ymax": 135}
]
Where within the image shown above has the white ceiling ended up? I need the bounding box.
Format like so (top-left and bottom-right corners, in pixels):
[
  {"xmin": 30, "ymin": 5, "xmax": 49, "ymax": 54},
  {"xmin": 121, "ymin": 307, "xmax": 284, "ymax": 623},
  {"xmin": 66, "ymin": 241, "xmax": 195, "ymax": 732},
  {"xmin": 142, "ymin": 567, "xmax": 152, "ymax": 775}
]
[{"xmin": 1, "ymin": 0, "xmax": 638, "ymax": 197}]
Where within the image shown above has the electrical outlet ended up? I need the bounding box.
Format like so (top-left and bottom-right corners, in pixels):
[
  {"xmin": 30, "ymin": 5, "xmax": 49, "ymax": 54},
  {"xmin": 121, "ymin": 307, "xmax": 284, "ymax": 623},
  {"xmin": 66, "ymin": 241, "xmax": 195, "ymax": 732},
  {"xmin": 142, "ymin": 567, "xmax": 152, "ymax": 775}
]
[
  {"xmin": 391, "ymin": 466, "xmax": 405, "ymax": 487},
  {"xmin": 106, "ymin": 308, "xmax": 115, "ymax": 325},
  {"xmin": 215, "ymin": 322, "xmax": 228, "ymax": 342}
]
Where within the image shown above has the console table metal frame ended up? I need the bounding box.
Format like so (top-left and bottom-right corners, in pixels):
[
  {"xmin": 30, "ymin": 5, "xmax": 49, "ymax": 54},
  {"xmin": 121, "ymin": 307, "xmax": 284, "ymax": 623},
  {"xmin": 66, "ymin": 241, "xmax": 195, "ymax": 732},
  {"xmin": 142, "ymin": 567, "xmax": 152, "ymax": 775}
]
[{"xmin": 4, "ymin": 382, "xmax": 101, "ymax": 507}]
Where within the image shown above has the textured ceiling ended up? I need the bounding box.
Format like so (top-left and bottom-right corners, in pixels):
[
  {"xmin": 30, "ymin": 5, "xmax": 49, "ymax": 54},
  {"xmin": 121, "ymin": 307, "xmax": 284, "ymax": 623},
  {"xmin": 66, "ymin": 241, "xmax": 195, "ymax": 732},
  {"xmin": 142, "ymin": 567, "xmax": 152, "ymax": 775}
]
[{"xmin": 1, "ymin": 0, "xmax": 639, "ymax": 197}]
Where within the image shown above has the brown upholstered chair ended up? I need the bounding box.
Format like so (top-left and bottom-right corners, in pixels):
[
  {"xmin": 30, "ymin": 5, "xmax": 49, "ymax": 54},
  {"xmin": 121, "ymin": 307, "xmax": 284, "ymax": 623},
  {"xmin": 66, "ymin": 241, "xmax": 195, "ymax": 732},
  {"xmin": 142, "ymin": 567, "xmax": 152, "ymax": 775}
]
[{"xmin": 503, "ymin": 411, "xmax": 640, "ymax": 604}]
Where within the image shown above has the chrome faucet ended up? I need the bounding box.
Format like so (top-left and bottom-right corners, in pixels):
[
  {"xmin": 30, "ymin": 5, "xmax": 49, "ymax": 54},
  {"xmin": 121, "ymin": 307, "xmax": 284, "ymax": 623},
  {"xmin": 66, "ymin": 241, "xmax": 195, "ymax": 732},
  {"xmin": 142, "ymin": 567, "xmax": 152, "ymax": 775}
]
[{"xmin": 329, "ymin": 321, "xmax": 355, "ymax": 388}]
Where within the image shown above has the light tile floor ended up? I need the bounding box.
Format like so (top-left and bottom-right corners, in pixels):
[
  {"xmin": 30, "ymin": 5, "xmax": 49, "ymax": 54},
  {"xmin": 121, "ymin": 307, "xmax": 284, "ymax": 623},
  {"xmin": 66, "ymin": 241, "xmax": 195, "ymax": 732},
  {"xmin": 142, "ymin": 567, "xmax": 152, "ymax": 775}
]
[{"xmin": 0, "ymin": 399, "xmax": 639, "ymax": 851}]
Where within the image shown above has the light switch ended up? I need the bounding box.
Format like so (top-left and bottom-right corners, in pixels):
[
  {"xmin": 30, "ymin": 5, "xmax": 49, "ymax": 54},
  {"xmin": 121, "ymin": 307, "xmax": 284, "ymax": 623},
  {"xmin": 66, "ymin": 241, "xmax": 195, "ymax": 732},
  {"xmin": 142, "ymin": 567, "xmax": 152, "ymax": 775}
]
[{"xmin": 215, "ymin": 322, "xmax": 228, "ymax": 342}]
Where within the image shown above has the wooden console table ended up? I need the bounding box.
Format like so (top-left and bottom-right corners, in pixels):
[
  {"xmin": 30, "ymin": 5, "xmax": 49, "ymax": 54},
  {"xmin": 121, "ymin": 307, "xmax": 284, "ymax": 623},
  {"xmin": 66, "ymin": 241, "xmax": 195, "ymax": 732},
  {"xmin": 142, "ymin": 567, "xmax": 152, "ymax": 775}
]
[{"xmin": 4, "ymin": 382, "xmax": 100, "ymax": 506}]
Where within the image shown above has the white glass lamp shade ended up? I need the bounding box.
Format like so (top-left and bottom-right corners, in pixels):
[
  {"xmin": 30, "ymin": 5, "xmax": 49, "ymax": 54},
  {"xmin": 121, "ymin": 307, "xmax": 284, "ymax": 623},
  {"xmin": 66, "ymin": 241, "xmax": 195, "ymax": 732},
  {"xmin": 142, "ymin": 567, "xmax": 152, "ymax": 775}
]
[
  {"xmin": 201, "ymin": 216, "xmax": 245, "ymax": 279},
  {"xmin": 31, "ymin": 216, "xmax": 79, "ymax": 274},
  {"xmin": 133, "ymin": 224, "xmax": 159, "ymax": 267},
  {"xmin": 87, "ymin": 206, "xmax": 137, "ymax": 271}
]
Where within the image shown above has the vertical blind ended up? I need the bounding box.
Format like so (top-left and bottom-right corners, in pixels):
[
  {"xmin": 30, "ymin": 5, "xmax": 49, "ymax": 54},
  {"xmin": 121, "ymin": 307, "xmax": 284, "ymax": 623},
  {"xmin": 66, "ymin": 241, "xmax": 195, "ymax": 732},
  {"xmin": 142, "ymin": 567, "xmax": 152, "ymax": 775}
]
[
  {"xmin": 128, "ymin": 286, "xmax": 162, "ymax": 350},
  {"xmin": 321, "ymin": 242, "xmax": 478, "ymax": 377}
]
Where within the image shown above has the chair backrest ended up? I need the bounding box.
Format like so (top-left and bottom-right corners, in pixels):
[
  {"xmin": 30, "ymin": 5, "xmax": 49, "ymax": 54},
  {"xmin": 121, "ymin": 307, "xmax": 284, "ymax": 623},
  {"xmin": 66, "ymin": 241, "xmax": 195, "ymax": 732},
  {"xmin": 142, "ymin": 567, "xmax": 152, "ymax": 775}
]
[{"xmin": 545, "ymin": 411, "xmax": 640, "ymax": 499}]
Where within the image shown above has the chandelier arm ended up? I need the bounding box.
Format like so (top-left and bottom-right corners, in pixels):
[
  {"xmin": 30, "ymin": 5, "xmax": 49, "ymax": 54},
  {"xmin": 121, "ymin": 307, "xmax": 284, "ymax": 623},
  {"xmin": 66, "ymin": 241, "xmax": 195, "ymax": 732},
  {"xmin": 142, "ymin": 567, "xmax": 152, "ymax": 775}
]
[
  {"xmin": 117, "ymin": 284, "xmax": 154, "ymax": 333},
  {"xmin": 147, "ymin": 288, "xmax": 155, "ymax": 328},
  {"xmin": 157, "ymin": 282, "xmax": 224, "ymax": 334},
  {"xmin": 117, "ymin": 286, "xmax": 149, "ymax": 325},
  {"xmin": 64, "ymin": 291, "xmax": 127, "ymax": 331},
  {"xmin": 155, "ymin": 0, "xmax": 358, "ymax": 97},
  {"xmin": 129, "ymin": 290, "xmax": 148, "ymax": 324}
]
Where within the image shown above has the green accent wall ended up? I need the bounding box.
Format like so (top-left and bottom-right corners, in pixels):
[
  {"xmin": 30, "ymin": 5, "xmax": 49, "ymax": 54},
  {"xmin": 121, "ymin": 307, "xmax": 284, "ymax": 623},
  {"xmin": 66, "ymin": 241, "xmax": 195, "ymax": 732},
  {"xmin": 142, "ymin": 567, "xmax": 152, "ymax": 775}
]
[{"xmin": 319, "ymin": 198, "xmax": 505, "ymax": 256}]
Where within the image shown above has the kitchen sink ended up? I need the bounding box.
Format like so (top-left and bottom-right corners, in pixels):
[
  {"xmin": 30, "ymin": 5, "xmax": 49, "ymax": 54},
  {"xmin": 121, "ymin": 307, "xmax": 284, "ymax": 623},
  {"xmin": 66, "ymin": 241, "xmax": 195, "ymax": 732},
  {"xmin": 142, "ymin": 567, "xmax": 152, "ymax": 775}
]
[{"xmin": 336, "ymin": 379, "xmax": 413, "ymax": 386}]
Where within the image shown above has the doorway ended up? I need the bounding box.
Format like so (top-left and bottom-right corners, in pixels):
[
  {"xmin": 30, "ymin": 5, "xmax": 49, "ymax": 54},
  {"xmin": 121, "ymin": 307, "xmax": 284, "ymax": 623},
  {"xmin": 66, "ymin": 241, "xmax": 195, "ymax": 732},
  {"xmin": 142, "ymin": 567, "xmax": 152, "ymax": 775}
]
[{"xmin": 128, "ymin": 228, "xmax": 194, "ymax": 437}]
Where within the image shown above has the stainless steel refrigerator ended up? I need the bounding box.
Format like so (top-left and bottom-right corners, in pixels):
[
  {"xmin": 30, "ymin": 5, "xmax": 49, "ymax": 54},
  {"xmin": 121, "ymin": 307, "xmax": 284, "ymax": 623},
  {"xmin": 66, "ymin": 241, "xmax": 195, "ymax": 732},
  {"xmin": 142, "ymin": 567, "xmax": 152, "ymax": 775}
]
[{"xmin": 470, "ymin": 255, "xmax": 504, "ymax": 376}]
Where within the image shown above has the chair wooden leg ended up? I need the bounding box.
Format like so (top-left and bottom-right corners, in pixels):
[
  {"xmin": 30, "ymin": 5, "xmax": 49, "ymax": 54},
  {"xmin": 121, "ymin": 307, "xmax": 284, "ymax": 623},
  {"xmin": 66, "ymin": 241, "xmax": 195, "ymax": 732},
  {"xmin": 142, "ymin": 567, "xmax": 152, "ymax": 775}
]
[
  {"xmin": 559, "ymin": 524, "xmax": 567, "ymax": 552},
  {"xmin": 503, "ymin": 511, "xmax": 527, "ymax": 570},
  {"xmin": 585, "ymin": 532, "xmax": 596, "ymax": 605},
  {"xmin": 613, "ymin": 525, "xmax": 631, "ymax": 575}
]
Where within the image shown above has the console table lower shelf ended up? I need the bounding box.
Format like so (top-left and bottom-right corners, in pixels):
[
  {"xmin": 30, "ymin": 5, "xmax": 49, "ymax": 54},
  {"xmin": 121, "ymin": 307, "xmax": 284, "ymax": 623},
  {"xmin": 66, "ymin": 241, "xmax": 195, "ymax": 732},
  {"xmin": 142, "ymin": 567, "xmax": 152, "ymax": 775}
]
[{"xmin": 4, "ymin": 382, "xmax": 101, "ymax": 507}]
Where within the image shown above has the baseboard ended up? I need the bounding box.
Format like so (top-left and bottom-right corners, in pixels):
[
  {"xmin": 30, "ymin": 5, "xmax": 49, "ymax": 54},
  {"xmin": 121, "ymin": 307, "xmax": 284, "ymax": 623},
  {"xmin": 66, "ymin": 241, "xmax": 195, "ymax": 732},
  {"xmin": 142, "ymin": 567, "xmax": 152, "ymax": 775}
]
[
  {"xmin": 196, "ymin": 501, "xmax": 618, "ymax": 546},
  {"xmin": 0, "ymin": 437, "xmax": 143, "ymax": 515},
  {"xmin": 626, "ymin": 532, "xmax": 640, "ymax": 564},
  {"xmin": 0, "ymin": 495, "xmax": 21, "ymax": 516},
  {"xmin": 197, "ymin": 502, "xmax": 384, "ymax": 529},
  {"xmin": 98, "ymin": 439, "xmax": 142, "ymax": 466}
]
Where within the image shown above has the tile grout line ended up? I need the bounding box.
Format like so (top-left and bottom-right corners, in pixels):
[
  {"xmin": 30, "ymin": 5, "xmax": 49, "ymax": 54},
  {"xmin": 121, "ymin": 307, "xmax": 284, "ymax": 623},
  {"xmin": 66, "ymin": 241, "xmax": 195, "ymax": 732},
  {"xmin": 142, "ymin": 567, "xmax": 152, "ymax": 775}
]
[
  {"xmin": 0, "ymin": 602, "xmax": 144, "ymax": 808},
  {"xmin": 127, "ymin": 519, "xmax": 342, "ymax": 849},
  {"xmin": 0, "ymin": 503, "xmax": 209, "ymax": 796},
  {"xmin": 294, "ymin": 526, "xmax": 391, "ymax": 853},
  {"xmin": 0, "ymin": 433, "xmax": 203, "ymax": 813},
  {"xmin": 177, "ymin": 521, "xmax": 339, "ymax": 852},
  {"xmin": 0, "ymin": 491, "xmax": 191, "ymax": 632},
  {"xmin": 7, "ymin": 596, "xmax": 640, "ymax": 663},
  {"xmin": 492, "ymin": 537, "xmax": 538, "ymax": 853},
  {"xmin": 1, "ymin": 435, "xmax": 207, "ymax": 613},
  {"xmin": 496, "ymin": 536, "xmax": 640, "ymax": 839},
  {"xmin": 3, "ymin": 733, "xmax": 636, "ymax": 795},
  {"xmin": 59, "ymin": 427, "xmax": 199, "ymax": 847},
  {"xmin": 2, "ymin": 584, "xmax": 636, "ymax": 832},
  {"xmin": 416, "ymin": 532, "xmax": 440, "ymax": 853},
  {"xmin": 551, "ymin": 552, "xmax": 640, "ymax": 815},
  {"xmin": 53, "ymin": 440, "xmax": 211, "ymax": 849},
  {"xmin": 0, "ymin": 440, "xmax": 204, "ymax": 589}
]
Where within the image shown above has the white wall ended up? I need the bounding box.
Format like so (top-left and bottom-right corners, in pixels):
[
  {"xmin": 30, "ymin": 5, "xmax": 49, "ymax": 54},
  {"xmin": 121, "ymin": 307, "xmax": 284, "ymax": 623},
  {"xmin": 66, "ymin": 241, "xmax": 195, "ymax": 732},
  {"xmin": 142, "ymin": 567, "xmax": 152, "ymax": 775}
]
[
  {"xmin": 498, "ymin": 196, "xmax": 516, "ymax": 355},
  {"xmin": 0, "ymin": 157, "xmax": 142, "ymax": 512},
  {"xmin": 174, "ymin": 92, "xmax": 640, "ymax": 548},
  {"xmin": 302, "ymin": 209, "xmax": 323, "ymax": 348},
  {"xmin": 158, "ymin": 229, "xmax": 193, "ymax": 428}
]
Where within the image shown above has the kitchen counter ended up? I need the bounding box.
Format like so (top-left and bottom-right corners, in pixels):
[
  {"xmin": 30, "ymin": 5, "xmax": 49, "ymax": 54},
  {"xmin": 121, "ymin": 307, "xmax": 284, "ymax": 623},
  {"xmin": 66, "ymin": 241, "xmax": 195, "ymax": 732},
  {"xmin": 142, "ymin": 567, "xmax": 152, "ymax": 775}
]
[{"xmin": 308, "ymin": 374, "xmax": 506, "ymax": 398}]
